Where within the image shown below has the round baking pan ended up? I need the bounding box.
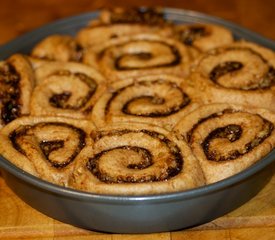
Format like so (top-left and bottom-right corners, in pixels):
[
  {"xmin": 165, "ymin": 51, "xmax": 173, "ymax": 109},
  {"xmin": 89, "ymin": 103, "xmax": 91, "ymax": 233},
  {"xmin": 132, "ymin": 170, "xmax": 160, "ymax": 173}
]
[{"xmin": 0, "ymin": 8, "xmax": 275, "ymax": 233}]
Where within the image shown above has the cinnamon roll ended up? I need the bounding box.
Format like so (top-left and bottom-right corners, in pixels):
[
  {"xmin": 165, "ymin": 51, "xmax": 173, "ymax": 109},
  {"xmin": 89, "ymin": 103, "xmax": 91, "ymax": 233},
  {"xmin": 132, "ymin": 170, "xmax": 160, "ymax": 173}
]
[
  {"xmin": 83, "ymin": 34, "xmax": 199, "ymax": 82},
  {"xmin": 31, "ymin": 35, "xmax": 83, "ymax": 62},
  {"xmin": 174, "ymin": 24, "xmax": 233, "ymax": 52},
  {"xmin": 69, "ymin": 122, "xmax": 205, "ymax": 195},
  {"xmin": 0, "ymin": 54, "xmax": 34, "ymax": 128},
  {"xmin": 173, "ymin": 103, "xmax": 275, "ymax": 184},
  {"xmin": 91, "ymin": 74, "xmax": 201, "ymax": 130},
  {"xmin": 30, "ymin": 62, "xmax": 106, "ymax": 118},
  {"xmin": 0, "ymin": 116, "xmax": 95, "ymax": 186},
  {"xmin": 190, "ymin": 41, "xmax": 275, "ymax": 111},
  {"xmin": 76, "ymin": 7, "xmax": 173, "ymax": 49}
]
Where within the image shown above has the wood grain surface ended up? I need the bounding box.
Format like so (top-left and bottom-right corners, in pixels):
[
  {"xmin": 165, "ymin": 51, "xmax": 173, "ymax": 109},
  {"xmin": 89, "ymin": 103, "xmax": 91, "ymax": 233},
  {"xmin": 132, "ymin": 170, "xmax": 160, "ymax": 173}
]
[
  {"xmin": 0, "ymin": 0, "xmax": 274, "ymax": 239},
  {"xmin": 0, "ymin": 173, "xmax": 274, "ymax": 239}
]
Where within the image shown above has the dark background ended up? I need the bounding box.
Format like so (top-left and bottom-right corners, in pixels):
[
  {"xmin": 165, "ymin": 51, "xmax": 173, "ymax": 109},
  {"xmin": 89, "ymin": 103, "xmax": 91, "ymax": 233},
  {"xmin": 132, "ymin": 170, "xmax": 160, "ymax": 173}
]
[{"xmin": 0, "ymin": 0, "xmax": 274, "ymax": 45}]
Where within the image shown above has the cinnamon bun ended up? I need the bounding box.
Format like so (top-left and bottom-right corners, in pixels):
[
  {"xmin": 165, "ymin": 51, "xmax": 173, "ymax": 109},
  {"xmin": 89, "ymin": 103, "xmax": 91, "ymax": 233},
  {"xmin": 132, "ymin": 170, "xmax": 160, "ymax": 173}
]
[
  {"xmin": 173, "ymin": 103, "xmax": 275, "ymax": 184},
  {"xmin": 31, "ymin": 35, "xmax": 83, "ymax": 62},
  {"xmin": 91, "ymin": 74, "xmax": 201, "ymax": 130},
  {"xmin": 174, "ymin": 24, "xmax": 234, "ymax": 52},
  {"xmin": 69, "ymin": 122, "xmax": 205, "ymax": 195},
  {"xmin": 76, "ymin": 7, "xmax": 173, "ymax": 49},
  {"xmin": 83, "ymin": 33, "xmax": 199, "ymax": 82},
  {"xmin": 0, "ymin": 116, "xmax": 95, "ymax": 186},
  {"xmin": 190, "ymin": 41, "xmax": 275, "ymax": 111},
  {"xmin": 0, "ymin": 54, "xmax": 34, "ymax": 128},
  {"xmin": 30, "ymin": 62, "xmax": 106, "ymax": 118}
]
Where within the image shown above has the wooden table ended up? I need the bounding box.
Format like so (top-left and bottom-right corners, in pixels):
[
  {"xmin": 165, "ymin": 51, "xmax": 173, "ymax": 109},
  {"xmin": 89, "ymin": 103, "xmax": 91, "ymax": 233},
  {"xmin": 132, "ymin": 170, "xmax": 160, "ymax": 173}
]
[{"xmin": 0, "ymin": 0, "xmax": 274, "ymax": 239}]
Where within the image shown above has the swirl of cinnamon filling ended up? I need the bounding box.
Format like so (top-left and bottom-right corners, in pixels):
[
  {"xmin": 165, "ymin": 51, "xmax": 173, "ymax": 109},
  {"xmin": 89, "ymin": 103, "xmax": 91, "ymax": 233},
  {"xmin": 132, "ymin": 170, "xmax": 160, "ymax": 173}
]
[
  {"xmin": 87, "ymin": 129, "xmax": 182, "ymax": 183},
  {"xmin": 190, "ymin": 41, "xmax": 275, "ymax": 111},
  {"xmin": 76, "ymin": 7, "xmax": 173, "ymax": 49},
  {"xmin": 0, "ymin": 117, "xmax": 95, "ymax": 185},
  {"xmin": 69, "ymin": 122, "xmax": 204, "ymax": 195},
  {"xmin": 0, "ymin": 54, "xmax": 34, "ymax": 128},
  {"xmin": 83, "ymin": 34, "xmax": 198, "ymax": 82},
  {"xmin": 30, "ymin": 62, "xmax": 106, "ymax": 118},
  {"xmin": 173, "ymin": 103, "xmax": 275, "ymax": 183},
  {"xmin": 91, "ymin": 74, "xmax": 200, "ymax": 129},
  {"xmin": 174, "ymin": 24, "xmax": 233, "ymax": 52}
]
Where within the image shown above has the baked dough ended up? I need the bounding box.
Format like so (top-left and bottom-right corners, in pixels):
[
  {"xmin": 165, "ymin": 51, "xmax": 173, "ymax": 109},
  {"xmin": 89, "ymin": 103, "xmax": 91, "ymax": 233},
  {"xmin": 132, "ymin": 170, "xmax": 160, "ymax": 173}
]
[
  {"xmin": 69, "ymin": 122, "xmax": 205, "ymax": 195},
  {"xmin": 189, "ymin": 41, "xmax": 275, "ymax": 111},
  {"xmin": 30, "ymin": 61, "xmax": 106, "ymax": 118},
  {"xmin": 83, "ymin": 33, "xmax": 199, "ymax": 82},
  {"xmin": 0, "ymin": 116, "xmax": 95, "ymax": 186},
  {"xmin": 0, "ymin": 54, "xmax": 34, "ymax": 128},
  {"xmin": 91, "ymin": 74, "xmax": 201, "ymax": 130},
  {"xmin": 173, "ymin": 103, "xmax": 275, "ymax": 184},
  {"xmin": 174, "ymin": 24, "xmax": 234, "ymax": 52},
  {"xmin": 31, "ymin": 35, "xmax": 83, "ymax": 62},
  {"xmin": 76, "ymin": 7, "xmax": 173, "ymax": 49}
]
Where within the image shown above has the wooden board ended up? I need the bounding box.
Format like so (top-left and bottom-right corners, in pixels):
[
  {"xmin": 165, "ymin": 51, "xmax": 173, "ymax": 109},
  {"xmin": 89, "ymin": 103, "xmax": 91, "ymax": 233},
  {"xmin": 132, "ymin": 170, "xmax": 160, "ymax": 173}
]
[{"xmin": 0, "ymin": 172, "xmax": 274, "ymax": 240}]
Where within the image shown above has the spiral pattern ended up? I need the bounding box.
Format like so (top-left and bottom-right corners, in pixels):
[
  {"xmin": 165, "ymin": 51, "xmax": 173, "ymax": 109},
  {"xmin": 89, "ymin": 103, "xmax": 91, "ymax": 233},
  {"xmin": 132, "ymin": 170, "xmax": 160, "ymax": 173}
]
[
  {"xmin": 83, "ymin": 34, "xmax": 197, "ymax": 82},
  {"xmin": 87, "ymin": 129, "xmax": 182, "ymax": 183},
  {"xmin": 30, "ymin": 62, "xmax": 106, "ymax": 118},
  {"xmin": 1, "ymin": 8, "xmax": 275, "ymax": 195},
  {"xmin": 174, "ymin": 24, "xmax": 233, "ymax": 52},
  {"xmin": 69, "ymin": 123, "xmax": 204, "ymax": 195},
  {"xmin": 190, "ymin": 41, "xmax": 275, "ymax": 111},
  {"xmin": 76, "ymin": 7, "xmax": 173, "ymax": 49},
  {"xmin": 0, "ymin": 117, "xmax": 95, "ymax": 185},
  {"xmin": 91, "ymin": 74, "xmax": 200, "ymax": 129},
  {"xmin": 173, "ymin": 103, "xmax": 275, "ymax": 183},
  {"xmin": 200, "ymin": 47, "xmax": 275, "ymax": 90},
  {"xmin": 0, "ymin": 54, "xmax": 34, "ymax": 128}
]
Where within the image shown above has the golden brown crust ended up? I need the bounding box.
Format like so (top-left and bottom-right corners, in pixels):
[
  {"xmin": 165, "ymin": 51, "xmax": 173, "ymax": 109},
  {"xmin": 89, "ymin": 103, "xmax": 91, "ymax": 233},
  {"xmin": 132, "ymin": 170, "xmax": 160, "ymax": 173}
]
[
  {"xmin": 0, "ymin": 54, "xmax": 34, "ymax": 128},
  {"xmin": 77, "ymin": 7, "xmax": 173, "ymax": 49},
  {"xmin": 0, "ymin": 116, "xmax": 96, "ymax": 186},
  {"xmin": 69, "ymin": 122, "xmax": 205, "ymax": 195},
  {"xmin": 174, "ymin": 24, "xmax": 234, "ymax": 52},
  {"xmin": 30, "ymin": 61, "xmax": 107, "ymax": 118},
  {"xmin": 31, "ymin": 35, "xmax": 83, "ymax": 62},
  {"xmin": 91, "ymin": 74, "xmax": 201, "ymax": 130},
  {"xmin": 173, "ymin": 103, "xmax": 275, "ymax": 184},
  {"xmin": 83, "ymin": 33, "xmax": 199, "ymax": 82},
  {"xmin": 189, "ymin": 41, "xmax": 275, "ymax": 111}
]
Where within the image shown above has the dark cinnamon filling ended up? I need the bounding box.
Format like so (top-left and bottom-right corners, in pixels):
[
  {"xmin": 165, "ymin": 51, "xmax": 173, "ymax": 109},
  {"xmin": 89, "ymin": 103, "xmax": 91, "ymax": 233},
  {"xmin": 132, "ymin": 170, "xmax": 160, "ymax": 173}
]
[
  {"xmin": 208, "ymin": 47, "xmax": 275, "ymax": 90},
  {"xmin": 87, "ymin": 146, "xmax": 153, "ymax": 183},
  {"xmin": 0, "ymin": 63, "xmax": 21, "ymax": 124},
  {"xmin": 202, "ymin": 124, "xmax": 243, "ymax": 161},
  {"xmin": 49, "ymin": 72, "xmax": 97, "ymax": 110},
  {"xmin": 109, "ymin": 41, "xmax": 181, "ymax": 70},
  {"xmin": 186, "ymin": 109, "xmax": 236, "ymax": 143},
  {"xmin": 9, "ymin": 122, "xmax": 86, "ymax": 168},
  {"xmin": 198, "ymin": 116, "xmax": 273, "ymax": 162},
  {"xmin": 178, "ymin": 26, "xmax": 209, "ymax": 46},
  {"xmin": 106, "ymin": 80, "xmax": 190, "ymax": 117},
  {"xmin": 209, "ymin": 61, "xmax": 243, "ymax": 82},
  {"xmin": 108, "ymin": 7, "xmax": 168, "ymax": 26},
  {"xmin": 86, "ymin": 129, "xmax": 183, "ymax": 183},
  {"xmin": 72, "ymin": 43, "xmax": 84, "ymax": 62},
  {"xmin": 260, "ymin": 66, "xmax": 275, "ymax": 89}
]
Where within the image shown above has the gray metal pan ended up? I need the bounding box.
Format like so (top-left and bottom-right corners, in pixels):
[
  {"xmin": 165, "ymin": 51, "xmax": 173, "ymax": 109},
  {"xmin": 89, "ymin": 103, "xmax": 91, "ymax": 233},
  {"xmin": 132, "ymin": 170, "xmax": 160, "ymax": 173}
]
[{"xmin": 0, "ymin": 8, "xmax": 274, "ymax": 234}]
